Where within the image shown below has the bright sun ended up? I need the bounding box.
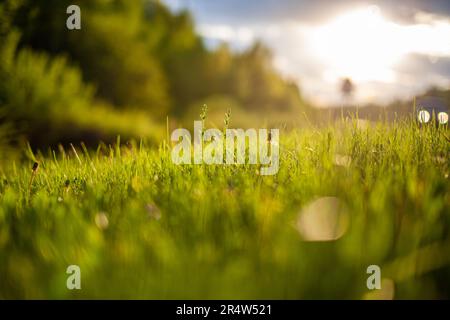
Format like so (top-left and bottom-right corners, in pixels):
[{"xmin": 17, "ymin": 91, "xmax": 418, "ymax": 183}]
[
  {"xmin": 311, "ymin": 6, "xmax": 403, "ymax": 83},
  {"xmin": 311, "ymin": 5, "xmax": 450, "ymax": 84}
]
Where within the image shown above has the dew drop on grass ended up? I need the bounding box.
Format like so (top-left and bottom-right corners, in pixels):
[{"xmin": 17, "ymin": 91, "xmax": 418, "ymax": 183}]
[
  {"xmin": 145, "ymin": 204, "xmax": 161, "ymax": 220},
  {"xmin": 334, "ymin": 154, "xmax": 351, "ymax": 167},
  {"xmin": 418, "ymin": 110, "xmax": 431, "ymax": 123},
  {"xmin": 438, "ymin": 111, "xmax": 448, "ymax": 124},
  {"xmin": 95, "ymin": 212, "xmax": 109, "ymax": 230},
  {"xmin": 296, "ymin": 197, "xmax": 349, "ymax": 241}
]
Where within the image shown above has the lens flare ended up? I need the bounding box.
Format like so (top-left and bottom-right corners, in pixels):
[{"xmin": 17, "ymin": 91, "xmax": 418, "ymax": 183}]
[
  {"xmin": 418, "ymin": 110, "xmax": 431, "ymax": 123},
  {"xmin": 438, "ymin": 112, "xmax": 448, "ymax": 124}
]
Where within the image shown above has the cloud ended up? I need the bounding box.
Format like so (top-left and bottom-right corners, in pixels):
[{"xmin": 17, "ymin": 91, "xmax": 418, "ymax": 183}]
[
  {"xmin": 197, "ymin": 25, "xmax": 256, "ymax": 49},
  {"xmin": 165, "ymin": 0, "xmax": 450, "ymax": 24}
]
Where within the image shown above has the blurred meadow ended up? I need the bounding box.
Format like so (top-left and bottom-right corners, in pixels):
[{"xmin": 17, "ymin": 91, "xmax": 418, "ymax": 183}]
[{"xmin": 0, "ymin": 0, "xmax": 449, "ymax": 299}]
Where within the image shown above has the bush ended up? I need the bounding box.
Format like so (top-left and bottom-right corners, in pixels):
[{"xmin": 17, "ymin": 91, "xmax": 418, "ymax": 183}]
[
  {"xmin": 0, "ymin": 32, "xmax": 94, "ymax": 126},
  {"xmin": 0, "ymin": 32, "xmax": 163, "ymax": 147}
]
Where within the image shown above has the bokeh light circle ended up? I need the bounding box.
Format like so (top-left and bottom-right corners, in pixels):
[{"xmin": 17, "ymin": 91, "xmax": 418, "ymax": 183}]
[
  {"xmin": 418, "ymin": 110, "xmax": 430, "ymax": 123},
  {"xmin": 438, "ymin": 112, "xmax": 448, "ymax": 124}
]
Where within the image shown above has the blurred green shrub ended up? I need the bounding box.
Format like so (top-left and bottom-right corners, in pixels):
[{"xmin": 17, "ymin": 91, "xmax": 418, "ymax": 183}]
[
  {"xmin": 0, "ymin": 32, "xmax": 93, "ymax": 131},
  {"xmin": 0, "ymin": 31, "xmax": 162, "ymax": 147}
]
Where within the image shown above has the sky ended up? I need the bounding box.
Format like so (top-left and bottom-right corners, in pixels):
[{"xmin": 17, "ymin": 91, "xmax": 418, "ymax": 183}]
[{"xmin": 163, "ymin": 0, "xmax": 450, "ymax": 106}]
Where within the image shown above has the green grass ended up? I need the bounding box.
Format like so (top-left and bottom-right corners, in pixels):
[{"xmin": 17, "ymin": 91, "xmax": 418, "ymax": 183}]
[{"xmin": 0, "ymin": 118, "xmax": 448, "ymax": 299}]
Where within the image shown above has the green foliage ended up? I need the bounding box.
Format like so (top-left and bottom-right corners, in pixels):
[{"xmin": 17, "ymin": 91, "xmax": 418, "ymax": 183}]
[
  {"xmin": 68, "ymin": 9, "xmax": 171, "ymax": 113},
  {"xmin": 12, "ymin": 0, "xmax": 171, "ymax": 114},
  {"xmin": 0, "ymin": 0, "xmax": 310, "ymax": 147},
  {"xmin": 0, "ymin": 0, "xmax": 23, "ymax": 37},
  {"xmin": 229, "ymin": 42, "xmax": 304, "ymax": 111},
  {"xmin": 0, "ymin": 32, "xmax": 93, "ymax": 123},
  {"xmin": 0, "ymin": 120, "xmax": 448, "ymax": 298},
  {"xmin": 0, "ymin": 32, "xmax": 162, "ymax": 146},
  {"xmin": 0, "ymin": 30, "xmax": 95, "ymax": 149},
  {"xmin": 7, "ymin": 0, "xmax": 306, "ymax": 118}
]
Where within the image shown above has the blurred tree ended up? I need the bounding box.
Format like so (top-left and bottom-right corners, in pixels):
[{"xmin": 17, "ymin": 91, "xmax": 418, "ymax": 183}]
[
  {"xmin": 142, "ymin": 3, "xmax": 306, "ymax": 115},
  {"xmin": 230, "ymin": 42, "xmax": 304, "ymax": 112},
  {"xmin": 11, "ymin": 0, "xmax": 171, "ymax": 115},
  {"xmin": 4, "ymin": 0, "xmax": 309, "ymax": 124},
  {"xmin": 340, "ymin": 77, "xmax": 355, "ymax": 99},
  {"xmin": 143, "ymin": 2, "xmax": 209, "ymax": 115},
  {"xmin": 0, "ymin": 0, "xmax": 22, "ymax": 39},
  {"xmin": 0, "ymin": 31, "xmax": 94, "ymax": 142},
  {"xmin": 67, "ymin": 8, "xmax": 170, "ymax": 114},
  {"xmin": 340, "ymin": 77, "xmax": 355, "ymax": 112}
]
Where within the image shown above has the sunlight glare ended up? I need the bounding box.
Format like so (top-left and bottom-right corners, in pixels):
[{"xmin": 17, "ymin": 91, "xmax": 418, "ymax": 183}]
[{"xmin": 310, "ymin": 6, "xmax": 450, "ymax": 84}]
